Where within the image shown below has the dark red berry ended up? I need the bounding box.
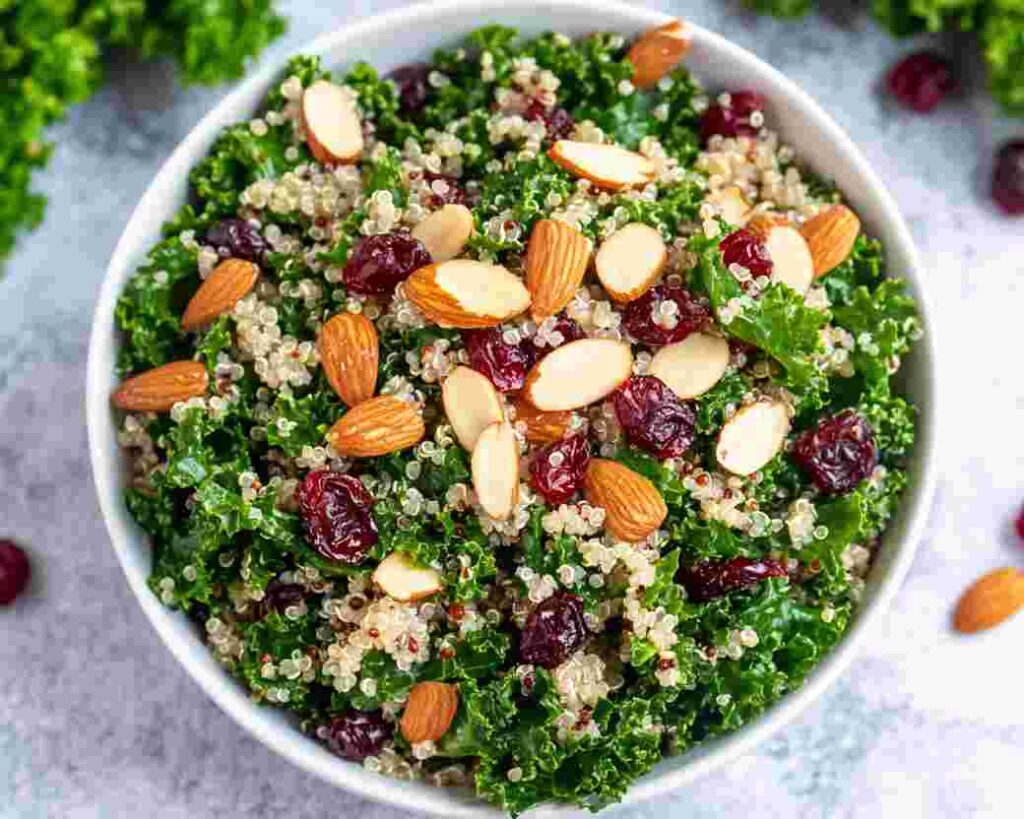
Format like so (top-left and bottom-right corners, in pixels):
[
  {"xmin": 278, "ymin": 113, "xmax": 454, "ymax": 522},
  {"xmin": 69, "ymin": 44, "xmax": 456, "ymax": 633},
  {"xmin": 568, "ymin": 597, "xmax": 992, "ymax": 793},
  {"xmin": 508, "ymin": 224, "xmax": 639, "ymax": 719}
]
[
  {"xmin": 720, "ymin": 228, "xmax": 773, "ymax": 277},
  {"xmin": 699, "ymin": 90, "xmax": 766, "ymax": 142},
  {"xmin": 519, "ymin": 592, "xmax": 588, "ymax": 669},
  {"xmin": 621, "ymin": 284, "xmax": 710, "ymax": 347},
  {"xmin": 1015, "ymin": 502, "xmax": 1024, "ymax": 541},
  {"xmin": 524, "ymin": 100, "xmax": 575, "ymax": 141},
  {"xmin": 678, "ymin": 557, "xmax": 788, "ymax": 602},
  {"xmin": 792, "ymin": 410, "xmax": 878, "ymax": 495},
  {"xmin": 992, "ymin": 140, "xmax": 1024, "ymax": 216},
  {"xmin": 261, "ymin": 580, "xmax": 305, "ymax": 617},
  {"xmin": 463, "ymin": 327, "xmax": 531, "ymax": 392},
  {"xmin": 343, "ymin": 231, "xmax": 432, "ymax": 297},
  {"xmin": 321, "ymin": 710, "xmax": 393, "ymax": 761},
  {"xmin": 0, "ymin": 540, "xmax": 30, "ymax": 605},
  {"xmin": 204, "ymin": 218, "xmax": 268, "ymax": 261},
  {"xmin": 296, "ymin": 471, "xmax": 378, "ymax": 564},
  {"xmin": 530, "ymin": 434, "xmax": 591, "ymax": 505},
  {"xmin": 612, "ymin": 376, "xmax": 696, "ymax": 459},
  {"xmin": 886, "ymin": 52, "xmax": 955, "ymax": 113},
  {"xmin": 388, "ymin": 63, "xmax": 431, "ymax": 115},
  {"xmin": 421, "ymin": 171, "xmax": 467, "ymax": 208}
]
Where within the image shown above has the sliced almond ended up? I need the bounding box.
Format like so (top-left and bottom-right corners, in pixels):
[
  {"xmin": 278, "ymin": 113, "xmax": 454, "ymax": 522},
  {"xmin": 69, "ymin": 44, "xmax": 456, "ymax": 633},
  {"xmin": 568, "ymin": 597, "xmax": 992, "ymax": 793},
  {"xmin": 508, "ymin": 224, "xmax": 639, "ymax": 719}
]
[
  {"xmin": 594, "ymin": 222, "xmax": 667, "ymax": 303},
  {"xmin": 716, "ymin": 401, "xmax": 790, "ymax": 475},
  {"xmin": 442, "ymin": 365, "xmax": 504, "ymax": 451},
  {"xmin": 548, "ymin": 141, "xmax": 655, "ymax": 191},
  {"xmin": 471, "ymin": 421, "xmax": 520, "ymax": 520},
  {"xmin": 953, "ymin": 567, "xmax": 1024, "ymax": 634},
  {"xmin": 411, "ymin": 204, "xmax": 474, "ymax": 263},
  {"xmin": 318, "ymin": 312, "xmax": 378, "ymax": 407},
  {"xmin": 301, "ymin": 79, "xmax": 364, "ymax": 165},
  {"xmin": 111, "ymin": 361, "xmax": 208, "ymax": 412},
  {"xmin": 511, "ymin": 396, "xmax": 573, "ymax": 444},
  {"xmin": 404, "ymin": 260, "xmax": 530, "ymax": 328},
  {"xmin": 401, "ymin": 681, "xmax": 459, "ymax": 744},
  {"xmin": 327, "ymin": 395, "xmax": 425, "ymax": 457},
  {"xmin": 181, "ymin": 258, "xmax": 258, "ymax": 331},
  {"xmin": 373, "ymin": 551, "xmax": 443, "ymax": 602},
  {"xmin": 748, "ymin": 216, "xmax": 814, "ymax": 295},
  {"xmin": 525, "ymin": 219, "xmax": 592, "ymax": 321},
  {"xmin": 584, "ymin": 458, "xmax": 667, "ymax": 542},
  {"xmin": 650, "ymin": 333, "xmax": 731, "ymax": 399},
  {"xmin": 628, "ymin": 19, "xmax": 691, "ymax": 89},
  {"xmin": 800, "ymin": 204, "xmax": 861, "ymax": 278},
  {"xmin": 706, "ymin": 186, "xmax": 752, "ymax": 226},
  {"xmin": 524, "ymin": 338, "xmax": 633, "ymax": 412}
]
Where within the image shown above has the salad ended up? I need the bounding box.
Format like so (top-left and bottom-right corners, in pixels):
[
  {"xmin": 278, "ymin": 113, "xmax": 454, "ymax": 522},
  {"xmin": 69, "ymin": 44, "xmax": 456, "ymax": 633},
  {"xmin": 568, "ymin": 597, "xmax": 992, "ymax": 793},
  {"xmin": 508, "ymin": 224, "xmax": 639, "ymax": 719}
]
[{"xmin": 111, "ymin": 19, "xmax": 921, "ymax": 814}]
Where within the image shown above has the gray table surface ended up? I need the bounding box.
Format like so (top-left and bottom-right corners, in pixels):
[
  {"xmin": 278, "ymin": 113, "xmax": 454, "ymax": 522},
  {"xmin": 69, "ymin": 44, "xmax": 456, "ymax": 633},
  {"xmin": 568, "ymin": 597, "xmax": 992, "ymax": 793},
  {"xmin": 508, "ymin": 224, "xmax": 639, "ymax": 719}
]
[{"xmin": 2, "ymin": 1, "xmax": 1022, "ymax": 817}]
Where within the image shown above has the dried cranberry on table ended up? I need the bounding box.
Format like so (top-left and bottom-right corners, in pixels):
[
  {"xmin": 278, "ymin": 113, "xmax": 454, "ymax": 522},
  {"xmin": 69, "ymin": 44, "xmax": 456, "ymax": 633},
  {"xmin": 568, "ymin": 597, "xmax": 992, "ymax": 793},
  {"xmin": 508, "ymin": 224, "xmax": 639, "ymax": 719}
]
[
  {"xmin": 204, "ymin": 218, "xmax": 269, "ymax": 261},
  {"xmin": 388, "ymin": 63, "xmax": 431, "ymax": 115},
  {"xmin": 992, "ymin": 140, "xmax": 1024, "ymax": 216},
  {"xmin": 0, "ymin": 540, "xmax": 30, "ymax": 606},
  {"xmin": 621, "ymin": 284, "xmax": 710, "ymax": 347},
  {"xmin": 612, "ymin": 375, "xmax": 697, "ymax": 459},
  {"xmin": 296, "ymin": 470, "xmax": 378, "ymax": 564},
  {"xmin": 524, "ymin": 100, "xmax": 576, "ymax": 141},
  {"xmin": 518, "ymin": 592, "xmax": 588, "ymax": 669},
  {"xmin": 792, "ymin": 410, "xmax": 878, "ymax": 495},
  {"xmin": 463, "ymin": 327, "xmax": 532, "ymax": 392},
  {"xmin": 699, "ymin": 90, "xmax": 767, "ymax": 143},
  {"xmin": 720, "ymin": 228, "xmax": 773, "ymax": 278},
  {"xmin": 342, "ymin": 231, "xmax": 432, "ymax": 297},
  {"xmin": 678, "ymin": 557, "xmax": 788, "ymax": 602},
  {"xmin": 321, "ymin": 709, "xmax": 393, "ymax": 761},
  {"xmin": 530, "ymin": 434, "xmax": 591, "ymax": 506},
  {"xmin": 885, "ymin": 52, "xmax": 956, "ymax": 113}
]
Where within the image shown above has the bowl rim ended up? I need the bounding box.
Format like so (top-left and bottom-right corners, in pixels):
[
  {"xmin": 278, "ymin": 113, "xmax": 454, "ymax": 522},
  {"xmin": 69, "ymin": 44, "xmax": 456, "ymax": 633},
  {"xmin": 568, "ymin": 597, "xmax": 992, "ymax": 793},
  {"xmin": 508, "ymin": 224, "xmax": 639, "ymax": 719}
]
[{"xmin": 86, "ymin": 1, "xmax": 939, "ymax": 815}]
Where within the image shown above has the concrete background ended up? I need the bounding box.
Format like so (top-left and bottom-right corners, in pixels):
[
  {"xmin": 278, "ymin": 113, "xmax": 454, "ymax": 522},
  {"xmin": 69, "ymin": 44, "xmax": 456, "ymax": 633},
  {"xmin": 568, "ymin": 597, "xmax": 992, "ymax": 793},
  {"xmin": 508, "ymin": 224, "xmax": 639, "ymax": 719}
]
[{"xmin": 2, "ymin": 1, "xmax": 1022, "ymax": 817}]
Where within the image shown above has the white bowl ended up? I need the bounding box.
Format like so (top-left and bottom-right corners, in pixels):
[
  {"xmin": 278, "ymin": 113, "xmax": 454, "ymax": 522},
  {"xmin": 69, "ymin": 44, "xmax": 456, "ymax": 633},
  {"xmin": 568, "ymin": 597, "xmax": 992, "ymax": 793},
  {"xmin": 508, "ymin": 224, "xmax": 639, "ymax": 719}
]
[{"xmin": 86, "ymin": 1, "xmax": 939, "ymax": 814}]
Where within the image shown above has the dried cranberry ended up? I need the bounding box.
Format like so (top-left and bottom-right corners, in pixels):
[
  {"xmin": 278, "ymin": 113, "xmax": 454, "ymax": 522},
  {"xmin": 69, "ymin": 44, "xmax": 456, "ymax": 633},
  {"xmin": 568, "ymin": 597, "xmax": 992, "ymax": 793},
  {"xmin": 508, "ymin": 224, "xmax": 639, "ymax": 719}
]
[
  {"xmin": 261, "ymin": 580, "xmax": 305, "ymax": 617},
  {"xmin": 699, "ymin": 90, "xmax": 766, "ymax": 142},
  {"xmin": 992, "ymin": 140, "xmax": 1024, "ymax": 216},
  {"xmin": 1016, "ymin": 502, "xmax": 1024, "ymax": 542},
  {"xmin": 530, "ymin": 435, "xmax": 591, "ymax": 505},
  {"xmin": 0, "ymin": 540, "xmax": 30, "ymax": 605},
  {"xmin": 296, "ymin": 471, "xmax": 378, "ymax": 564},
  {"xmin": 621, "ymin": 285, "xmax": 709, "ymax": 347},
  {"xmin": 388, "ymin": 63, "xmax": 431, "ymax": 115},
  {"xmin": 421, "ymin": 171, "xmax": 467, "ymax": 208},
  {"xmin": 720, "ymin": 229, "xmax": 773, "ymax": 277},
  {"xmin": 679, "ymin": 557, "xmax": 788, "ymax": 602},
  {"xmin": 321, "ymin": 710, "xmax": 393, "ymax": 761},
  {"xmin": 463, "ymin": 327, "xmax": 531, "ymax": 392},
  {"xmin": 524, "ymin": 100, "xmax": 575, "ymax": 141},
  {"xmin": 343, "ymin": 231, "xmax": 432, "ymax": 297},
  {"xmin": 792, "ymin": 410, "xmax": 878, "ymax": 495},
  {"xmin": 204, "ymin": 218, "xmax": 268, "ymax": 261},
  {"xmin": 612, "ymin": 376, "xmax": 696, "ymax": 459},
  {"xmin": 886, "ymin": 52, "xmax": 955, "ymax": 113},
  {"xmin": 519, "ymin": 592, "xmax": 588, "ymax": 669}
]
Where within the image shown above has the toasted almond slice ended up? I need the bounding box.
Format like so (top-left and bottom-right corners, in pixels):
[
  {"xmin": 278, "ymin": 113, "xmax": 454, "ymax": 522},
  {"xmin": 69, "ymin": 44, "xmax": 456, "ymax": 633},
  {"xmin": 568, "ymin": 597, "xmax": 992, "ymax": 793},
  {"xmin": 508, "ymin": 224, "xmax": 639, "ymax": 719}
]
[
  {"xmin": 373, "ymin": 551, "xmax": 443, "ymax": 602},
  {"xmin": 181, "ymin": 258, "xmax": 259, "ymax": 331},
  {"xmin": 524, "ymin": 338, "xmax": 633, "ymax": 412},
  {"xmin": 584, "ymin": 458, "xmax": 667, "ymax": 542},
  {"xmin": 525, "ymin": 219, "xmax": 592, "ymax": 321},
  {"xmin": 112, "ymin": 361, "xmax": 208, "ymax": 412},
  {"xmin": 650, "ymin": 333, "xmax": 731, "ymax": 399},
  {"xmin": 401, "ymin": 682, "xmax": 459, "ymax": 744},
  {"xmin": 404, "ymin": 260, "xmax": 531, "ymax": 328},
  {"xmin": 511, "ymin": 396, "xmax": 573, "ymax": 444},
  {"xmin": 411, "ymin": 204, "xmax": 474, "ymax": 263},
  {"xmin": 548, "ymin": 141, "xmax": 655, "ymax": 191},
  {"xmin": 706, "ymin": 186, "xmax": 752, "ymax": 226},
  {"xmin": 595, "ymin": 222, "xmax": 667, "ymax": 303},
  {"xmin": 628, "ymin": 19, "xmax": 691, "ymax": 89},
  {"xmin": 443, "ymin": 365, "xmax": 504, "ymax": 451},
  {"xmin": 748, "ymin": 217, "xmax": 814, "ymax": 295},
  {"xmin": 301, "ymin": 80, "xmax": 364, "ymax": 165},
  {"xmin": 471, "ymin": 421, "xmax": 520, "ymax": 520},
  {"xmin": 800, "ymin": 204, "xmax": 861, "ymax": 278},
  {"xmin": 318, "ymin": 312, "xmax": 378, "ymax": 407},
  {"xmin": 716, "ymin": 401, "xmax": 790, "ymax": 475},
  {"xmin": 953, "ymin": 567, "xmax": 1024, "ymax": 634},
  {"xmin": 327, "ymin": 395, "xmax": 425, "ymax": 457}
]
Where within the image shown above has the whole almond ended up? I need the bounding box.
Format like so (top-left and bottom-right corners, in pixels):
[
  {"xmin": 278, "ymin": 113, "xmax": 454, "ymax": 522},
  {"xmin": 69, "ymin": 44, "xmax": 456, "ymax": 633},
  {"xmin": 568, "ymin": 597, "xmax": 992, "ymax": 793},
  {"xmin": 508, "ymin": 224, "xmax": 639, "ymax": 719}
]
[
  {"xmin": 800, "ymin": 204, "xmax": 861, "ymax": 278},
  {"xmin": 584, "ymin": 458, "xmax": 667, "ymax": 542},
  {"xmin": 512, "ymin": 396, "xmax": 573, "ymax": 444},
  {"xmin": 319, "ymin": 312, "xmax": 379, "ymax": 407},
  {"xmin": 327, "ymin": 395, "xmax": 425, "ymax": 457},
  {"xmin": 525, "ymin": 219, "xmax": 591, "ymax": 321},
  {"xmin": 112, "ymin": 361, "xmax": 208, "ymax": 412},
  {"xmin": 181, "ymin": 258, "xmax": 259, "ymax": 331},
  {"xmin": 953, "ymin": 567, "xmax": 1024, "ymax": 634},
  {"xmin": 411, "ymin": 204, "xmax": 474, "ymax": 262},
  {"xmin": 400, "ymin": 681, "xmax": 459, "ymax": 743},
  {"xmin": 627, "ymin": 19, "xmax": 691, "ymax": 89}
]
